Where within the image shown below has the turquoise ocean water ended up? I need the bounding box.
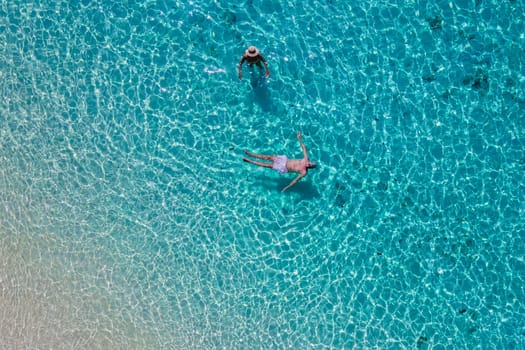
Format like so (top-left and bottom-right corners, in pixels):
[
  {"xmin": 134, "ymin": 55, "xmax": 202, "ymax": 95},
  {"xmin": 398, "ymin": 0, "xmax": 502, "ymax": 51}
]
[{"xmin": 1, "ymin": 0, "xmax": 524, "ymax": 349}]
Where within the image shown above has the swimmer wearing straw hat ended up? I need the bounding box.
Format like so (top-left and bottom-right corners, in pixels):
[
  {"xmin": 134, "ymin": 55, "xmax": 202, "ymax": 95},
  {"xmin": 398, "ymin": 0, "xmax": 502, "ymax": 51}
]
[{"xmin": 237, "ymin": 46, "xmax": 270, "ymax": 80}]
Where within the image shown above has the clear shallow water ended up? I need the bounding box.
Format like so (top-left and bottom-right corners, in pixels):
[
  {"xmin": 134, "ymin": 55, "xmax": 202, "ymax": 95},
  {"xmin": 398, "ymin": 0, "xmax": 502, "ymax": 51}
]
[{"xmin": 1, "ymin": 0, "xmax": 524, "ymax": 349}]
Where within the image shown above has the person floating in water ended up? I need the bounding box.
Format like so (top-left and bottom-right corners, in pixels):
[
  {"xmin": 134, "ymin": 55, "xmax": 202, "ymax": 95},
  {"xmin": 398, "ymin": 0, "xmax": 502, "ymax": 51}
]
[
  {"xmin": 243, "ymin": 132, "xmax": 316, "ymax": 192},
  {"xmin": 237, "ymin": 46, "xmax": 270, "ymax": 80}
]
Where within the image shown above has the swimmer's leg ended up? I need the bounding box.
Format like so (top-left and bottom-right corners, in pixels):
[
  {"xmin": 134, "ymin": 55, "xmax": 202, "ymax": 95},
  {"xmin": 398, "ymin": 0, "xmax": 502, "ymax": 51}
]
[
  {"xmin": 243, "ymin": 157, "xmax": 273, "ymax": 168},
  {"xmin": 244, "ymin": 150, "xmax": 275, "ymax": 161}
]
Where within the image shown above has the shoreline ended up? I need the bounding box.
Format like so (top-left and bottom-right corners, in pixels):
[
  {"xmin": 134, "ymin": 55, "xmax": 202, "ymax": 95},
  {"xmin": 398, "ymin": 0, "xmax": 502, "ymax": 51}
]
[{"xmin": 0, "ymin": 231, "xmax": 164, "ymax": 349}]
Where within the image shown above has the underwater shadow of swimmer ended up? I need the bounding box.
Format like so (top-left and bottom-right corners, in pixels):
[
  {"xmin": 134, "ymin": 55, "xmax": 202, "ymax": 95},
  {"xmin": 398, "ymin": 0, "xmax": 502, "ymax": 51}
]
[
  {"xmin": 250, "ymin": 175, "xmax": 320, "ymax": 199},
  {"xmin": 249, "ymin": 69, "xmax": 273, "ymax": 112}
]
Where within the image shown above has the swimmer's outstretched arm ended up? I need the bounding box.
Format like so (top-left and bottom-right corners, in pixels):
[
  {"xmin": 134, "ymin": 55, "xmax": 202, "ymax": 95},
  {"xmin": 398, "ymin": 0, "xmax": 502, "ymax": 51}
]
[
  {"xmin": 281, "ymin": 173, "xmax": 305, "ymax": 192},
  {"xmin": 297, "ymin": 132, "xmax": 309, "ymax": 161}
]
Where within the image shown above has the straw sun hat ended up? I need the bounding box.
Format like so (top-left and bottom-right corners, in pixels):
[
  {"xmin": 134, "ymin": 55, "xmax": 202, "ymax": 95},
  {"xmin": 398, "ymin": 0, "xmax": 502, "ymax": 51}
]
[{"xmin": 246, "ymin": 46, "xmax": 259, "ymax": 57}]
